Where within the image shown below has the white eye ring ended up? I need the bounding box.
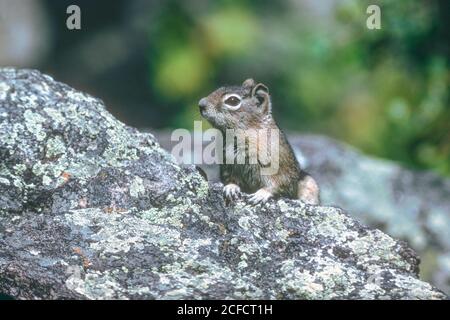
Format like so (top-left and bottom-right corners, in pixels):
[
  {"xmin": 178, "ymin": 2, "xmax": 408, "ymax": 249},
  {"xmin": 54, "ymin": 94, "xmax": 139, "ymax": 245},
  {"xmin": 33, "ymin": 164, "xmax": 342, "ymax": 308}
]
[{"xmin": 223, "ymin": 94, "xmax": 242, "ymax": 110}]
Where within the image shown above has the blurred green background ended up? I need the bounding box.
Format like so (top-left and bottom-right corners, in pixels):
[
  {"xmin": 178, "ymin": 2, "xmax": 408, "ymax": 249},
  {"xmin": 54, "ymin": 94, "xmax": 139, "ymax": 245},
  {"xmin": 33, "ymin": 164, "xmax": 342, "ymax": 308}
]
[{"xmin": 1, "ymin": 0, "xmax": 448, "ymax": 176}]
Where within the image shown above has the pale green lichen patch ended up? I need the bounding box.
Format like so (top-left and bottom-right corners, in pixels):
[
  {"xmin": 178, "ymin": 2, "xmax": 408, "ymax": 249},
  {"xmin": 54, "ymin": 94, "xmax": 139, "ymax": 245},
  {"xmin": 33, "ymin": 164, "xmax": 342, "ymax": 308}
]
[
  {"xmin": 193, "ymin": 175, "xmax": 209, "ymax": 199},
  {"xmin": 0, "ymin": 122, "xmax": 24, "ymax": 146},
  {"xmin": 32, "ymin": 159, "xmax": 67, "ymax": 187},
  {"xmin": 277, "ymin": 259, "xmax": 326, "ymax": 299},
  {"xmin": 153, "ymin": 256, "xmax": 260, "ymax": 299},
  {"xmin": 140, "ymin": 200, "xmax": 201, "ymax": 229},
  {"xmin": 179, "ymin": 172, "xmax": 210, "ymax": 200},
  {"xmin": 0, "ymin": 163, "xmax": 33, "ymax": 192},
  {"xmin": 43, "ymin": 107, "xmax": 65, "ymax": 125},
  {"xmin": 13, "ymin": 164, "xmax": 27, "ymax": 175},
  {"xmin": 64, "ymin": 208, "xmax": 183, "ymax": 257},
  {"xmin": 273, "ymin": 199, "xmax": 308, "ymax": 219},
  {"xmin": 65, "ymin": 159, "xmax": 101, "ymax": 185},
  {"xmin": 66, "ymin": 269, "xmax": 127, "ymax": 300},
  {"xmin": 45, "ymin": 136, "xmax": 66, "ymax": 158},
  {"xmin": 306, "ymin": 207, "xmax": 358, "ymax": 244},
  {"xmin": 0, "ymin": 177, "xmax": 10, "ymax": 186},
  {"xmin": 141, "ymin": 207, "xmax": 183, "ymax": 228},
  {"xmin": 386, "ymin": 271, "xmax": 445, "ymax": 300},
  {"xmin": 23, "ymin": 109, "xmax": 47, "ymax": 141},
  {"xmin": 103, "ymin": 128, "xmax": 139, "ymax": 167},
  {"xmin": 129, "ymin": 176, "xmax": 145, "ymax": 198},
  {"xmin": 277, "ymin": 199, "xmax": 291, "ymax": 214},
  {"xmin": 346, "ymin": 231, "xmax": 412, "ymax": 272}
]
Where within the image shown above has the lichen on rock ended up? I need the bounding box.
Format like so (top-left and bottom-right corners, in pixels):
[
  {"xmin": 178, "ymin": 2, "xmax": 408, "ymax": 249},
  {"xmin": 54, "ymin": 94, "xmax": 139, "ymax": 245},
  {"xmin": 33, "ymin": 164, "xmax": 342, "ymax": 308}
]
[{"xmin": 0, "ymin": 68, "xmax": 447, "ymax": 300}]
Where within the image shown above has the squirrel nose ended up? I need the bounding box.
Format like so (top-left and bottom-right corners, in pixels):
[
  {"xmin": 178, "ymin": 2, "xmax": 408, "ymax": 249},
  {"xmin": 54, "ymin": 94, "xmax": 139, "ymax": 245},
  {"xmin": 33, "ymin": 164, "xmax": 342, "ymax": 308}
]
[{"xmin": 199, "ymin": 98, "xmax": 209, "ymax": 111}]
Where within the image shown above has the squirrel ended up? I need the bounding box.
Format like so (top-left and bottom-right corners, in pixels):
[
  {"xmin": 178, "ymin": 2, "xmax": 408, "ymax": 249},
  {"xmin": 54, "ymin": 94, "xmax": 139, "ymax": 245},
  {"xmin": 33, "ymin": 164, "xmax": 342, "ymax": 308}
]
[{"xmin": 198, "ymin": 78, "xmax": 320, "ymax": 205}]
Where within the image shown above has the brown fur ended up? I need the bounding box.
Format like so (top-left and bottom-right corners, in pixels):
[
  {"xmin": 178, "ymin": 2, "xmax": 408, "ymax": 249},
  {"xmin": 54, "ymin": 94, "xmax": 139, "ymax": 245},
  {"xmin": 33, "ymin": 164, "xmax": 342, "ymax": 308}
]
[{"xmin": 199, "ymin": 79, "xmax": 320, "ymax": 205}]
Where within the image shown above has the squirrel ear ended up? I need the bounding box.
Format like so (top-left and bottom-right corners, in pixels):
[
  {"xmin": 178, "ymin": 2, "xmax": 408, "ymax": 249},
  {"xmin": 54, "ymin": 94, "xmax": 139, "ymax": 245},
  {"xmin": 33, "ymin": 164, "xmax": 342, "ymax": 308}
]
[
  {"xmin": 242, "ymin": 78, "xmax": 256, "ymax": 89},
  {"xmin": 252, "ymin": 83, "xmax": 271, "ymax": 114},
  {"xmin": 251, "ymin": 83, "xmax": 269, "ymax": 96}
]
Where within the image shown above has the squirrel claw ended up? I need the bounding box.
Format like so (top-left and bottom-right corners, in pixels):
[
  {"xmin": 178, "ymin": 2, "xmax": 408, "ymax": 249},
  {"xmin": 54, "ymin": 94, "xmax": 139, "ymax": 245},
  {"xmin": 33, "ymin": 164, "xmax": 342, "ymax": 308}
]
[
  {"xmin": 223, "ymin": 184, "xmax": 241, "ymax": 202},
  {"xmin": 248, "ymin": 189, "xmax": 272, "ymax": 205}
]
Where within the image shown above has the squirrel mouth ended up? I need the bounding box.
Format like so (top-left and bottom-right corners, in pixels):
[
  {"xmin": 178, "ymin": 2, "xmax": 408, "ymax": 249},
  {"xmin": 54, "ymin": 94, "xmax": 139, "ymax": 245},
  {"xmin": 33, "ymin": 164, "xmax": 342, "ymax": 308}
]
[
  {"xmin": 199, "ymin": 109, "xmax": 213, "ymax": 123},
  {"xmin": 199, "ymin": 105, "xmax": 208, "ymax": 118},
  {"xmin": 198, "ymin": 98, "xmax": 209, "ymax": 117}
]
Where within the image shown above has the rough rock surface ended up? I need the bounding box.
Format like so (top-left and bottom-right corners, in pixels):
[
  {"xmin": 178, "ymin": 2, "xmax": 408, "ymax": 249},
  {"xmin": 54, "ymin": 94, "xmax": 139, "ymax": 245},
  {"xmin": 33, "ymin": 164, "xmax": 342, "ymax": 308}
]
[
  {"xmin": 156, "ymin": 133, "xmax": 450, "ymax": 295},
  {"xmin": 291, "ymin": 135, "xmax": 450, "ymax": 295},
  {"xmin": 0, "ymin": 68, "xmax": 446, "ymax": 300}
]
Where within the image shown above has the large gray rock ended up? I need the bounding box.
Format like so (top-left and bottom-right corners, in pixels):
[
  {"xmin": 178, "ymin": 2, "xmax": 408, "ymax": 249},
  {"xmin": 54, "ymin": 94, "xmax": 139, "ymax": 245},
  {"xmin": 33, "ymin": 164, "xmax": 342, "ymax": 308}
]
[
  {"xmin": 290, "ymin": 135, "xmax": 450, "ymax": 295},
  {"xmin": 156, "ymin": 132, "xmax": 450, "ymax": 296},
  {"xmin": 0, "ymin": 68, "xmax": 446, "ymax": 300}
]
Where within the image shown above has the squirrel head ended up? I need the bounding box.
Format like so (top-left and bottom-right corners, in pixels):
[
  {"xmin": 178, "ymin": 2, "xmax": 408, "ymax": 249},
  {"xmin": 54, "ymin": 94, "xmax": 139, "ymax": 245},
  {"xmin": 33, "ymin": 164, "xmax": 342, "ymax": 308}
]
[{"xmin": 198, "ymin": 78, "xmax": 272, "ymax": 130}]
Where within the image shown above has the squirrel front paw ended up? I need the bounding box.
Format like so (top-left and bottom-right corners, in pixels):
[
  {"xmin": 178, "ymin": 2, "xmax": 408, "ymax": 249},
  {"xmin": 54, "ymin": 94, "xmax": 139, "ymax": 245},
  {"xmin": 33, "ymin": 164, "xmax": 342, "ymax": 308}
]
[
  {"xmin": 223, "ymin": 184, "xmax": 241, "ymax": 202},
  {"xmin": 248, "ymin": 188, "xmax": 273, "ymax": 205}
]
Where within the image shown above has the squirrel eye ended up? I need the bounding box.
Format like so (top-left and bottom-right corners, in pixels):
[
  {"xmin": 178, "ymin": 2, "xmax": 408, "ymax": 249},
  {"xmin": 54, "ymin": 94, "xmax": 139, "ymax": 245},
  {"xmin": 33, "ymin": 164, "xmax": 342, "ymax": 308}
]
[{"xmin": 224, "ymin": 96, "xmax": 241, "ymax": 107}]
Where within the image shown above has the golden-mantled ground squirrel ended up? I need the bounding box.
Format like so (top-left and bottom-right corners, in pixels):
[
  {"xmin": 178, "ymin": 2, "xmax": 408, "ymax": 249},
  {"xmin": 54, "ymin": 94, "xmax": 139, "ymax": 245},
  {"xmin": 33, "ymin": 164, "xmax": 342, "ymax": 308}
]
[{"xmin": 199, "ymin": 78, "xmax": 320, "ymax": 205}]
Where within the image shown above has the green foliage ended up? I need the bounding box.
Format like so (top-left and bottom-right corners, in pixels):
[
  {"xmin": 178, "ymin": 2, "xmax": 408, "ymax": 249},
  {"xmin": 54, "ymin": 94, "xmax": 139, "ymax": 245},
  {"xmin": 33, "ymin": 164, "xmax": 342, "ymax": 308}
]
[{"xmin": 146, "ymin": 0, "xmax": 449, "ymax": 176}]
